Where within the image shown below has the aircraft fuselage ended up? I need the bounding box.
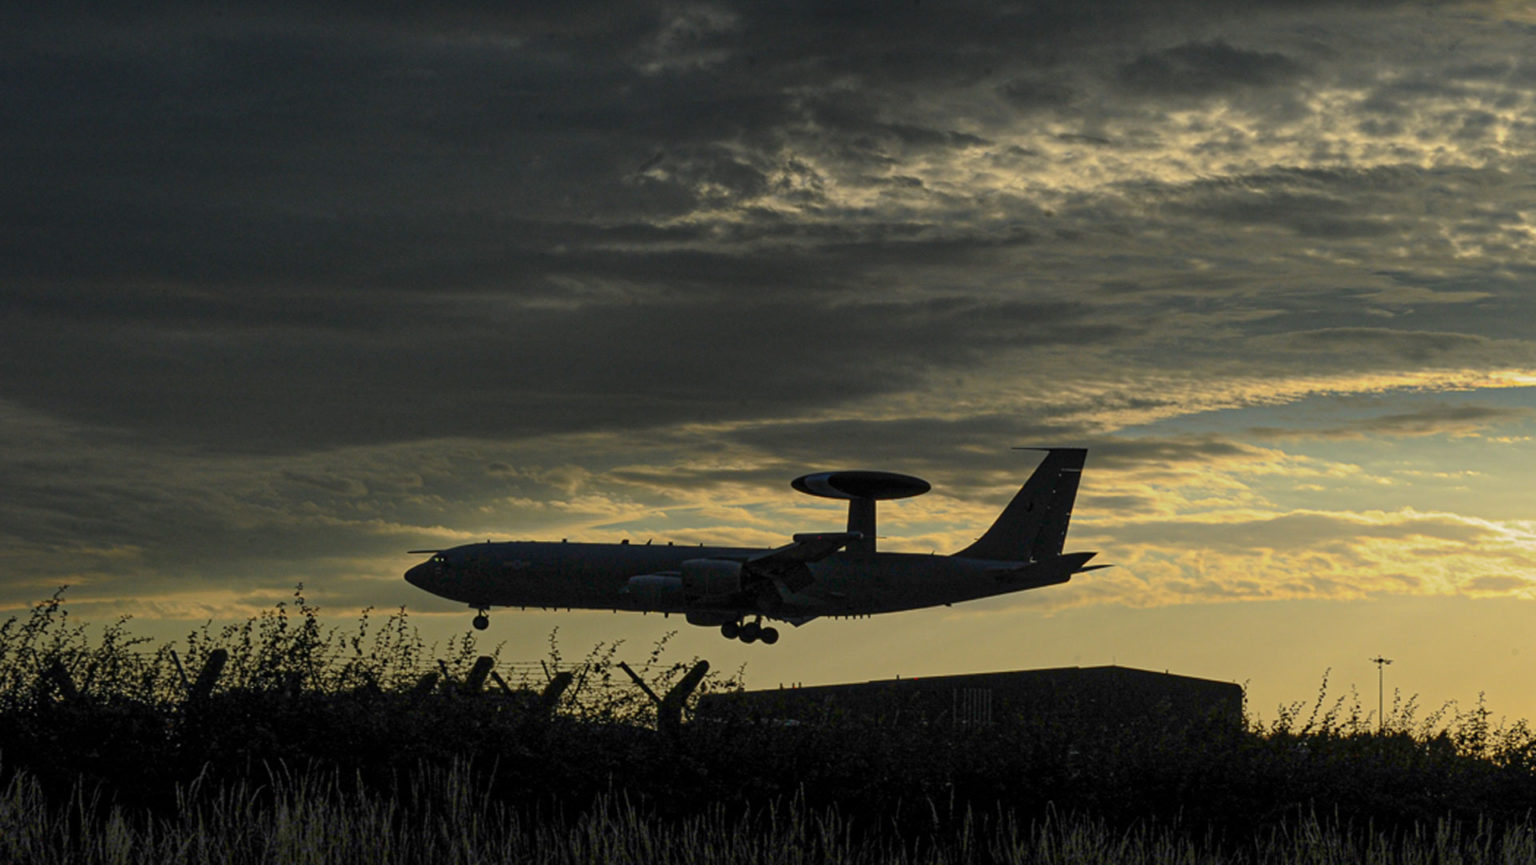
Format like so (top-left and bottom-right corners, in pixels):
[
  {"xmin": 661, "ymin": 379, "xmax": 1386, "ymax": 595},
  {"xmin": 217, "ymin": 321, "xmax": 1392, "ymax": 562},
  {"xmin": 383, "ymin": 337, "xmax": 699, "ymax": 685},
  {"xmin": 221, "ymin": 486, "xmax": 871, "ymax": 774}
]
[{"xmin": 405, "ymin": 540, "xmax": 1084, "ymax": 621}]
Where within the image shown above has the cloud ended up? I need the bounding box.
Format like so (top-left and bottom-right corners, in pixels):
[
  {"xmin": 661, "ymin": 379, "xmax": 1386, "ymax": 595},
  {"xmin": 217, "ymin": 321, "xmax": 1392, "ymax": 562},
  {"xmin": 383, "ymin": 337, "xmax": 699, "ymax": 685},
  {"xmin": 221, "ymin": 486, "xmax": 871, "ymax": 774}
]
[
  {"xmin": 1015, "ymin": 507, "xmax": 1536, "ymax": 611},
  {"xmin": 1463, "ymin": 575, "xmax": 1534, "ymax": 594},
  {"xmin": 6, "ymin": 0, "xmax": 1535, "ymax": 456},
  {"xmin": 1248, "ymin": 403, "xmax": 1532, "ymax": 440},
  {"xmin": 1117, "ymin": 41, "xmax": 1305, "ymax": 96},
  {"xmin": 1161, "ymin": 174, "xmax": 1398, "ymax": 239},
  {"xmin": 1107, "ymin": 509, "xmax": 1495, "ymax": 552},
  {"xmin": 1270, "ymin": 328, "xmax": 1495, "ymax": 362},
  {"xmin": 5, "ymin": 0, "xmax": 1536, "ymax": 624},
  {"xmin": 282, "ymin": 472, "xmax": 370, "ymax": 496},
  {"xmin": 4, "ymin": 281, "xmax": 1146, "ymax": 452}
]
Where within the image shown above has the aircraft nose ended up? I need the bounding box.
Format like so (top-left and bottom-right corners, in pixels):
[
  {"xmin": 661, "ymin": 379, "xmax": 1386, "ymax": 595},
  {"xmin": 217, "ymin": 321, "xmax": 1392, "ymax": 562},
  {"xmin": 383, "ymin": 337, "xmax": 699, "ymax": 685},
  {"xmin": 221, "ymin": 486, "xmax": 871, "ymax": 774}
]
[{"xmin": 404, "ymin": 560, "xmax": 438, "ymax": 590}]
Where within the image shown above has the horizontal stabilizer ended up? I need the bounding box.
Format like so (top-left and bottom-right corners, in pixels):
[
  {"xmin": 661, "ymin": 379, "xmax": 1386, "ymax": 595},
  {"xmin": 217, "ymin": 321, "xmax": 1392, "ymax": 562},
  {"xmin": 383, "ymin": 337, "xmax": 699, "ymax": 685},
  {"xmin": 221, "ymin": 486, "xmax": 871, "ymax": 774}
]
[{"xmin": 989, "ymin": 551, "xmax": 1099, "ymax": 588}]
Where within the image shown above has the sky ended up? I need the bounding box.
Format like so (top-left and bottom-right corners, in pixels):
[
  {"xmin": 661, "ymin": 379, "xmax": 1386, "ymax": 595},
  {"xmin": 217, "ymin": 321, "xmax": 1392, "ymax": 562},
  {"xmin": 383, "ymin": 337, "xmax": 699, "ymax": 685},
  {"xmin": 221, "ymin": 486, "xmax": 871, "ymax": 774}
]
[{"xmin": 4, "ymin": 0, "xmax": 1536, "ymax": 724}]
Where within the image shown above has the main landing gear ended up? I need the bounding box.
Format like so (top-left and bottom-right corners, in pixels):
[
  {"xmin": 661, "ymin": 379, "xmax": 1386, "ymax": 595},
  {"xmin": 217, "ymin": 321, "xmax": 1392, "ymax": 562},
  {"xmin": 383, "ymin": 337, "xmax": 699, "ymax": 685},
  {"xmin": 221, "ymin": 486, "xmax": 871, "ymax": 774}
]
[
  {"xmin": 472, "ymin": 608, "xmax": 490, "ymax": 631},
  {"xmin": 720, "ymin": 617, "xmax": 779, "ymax": 645}
]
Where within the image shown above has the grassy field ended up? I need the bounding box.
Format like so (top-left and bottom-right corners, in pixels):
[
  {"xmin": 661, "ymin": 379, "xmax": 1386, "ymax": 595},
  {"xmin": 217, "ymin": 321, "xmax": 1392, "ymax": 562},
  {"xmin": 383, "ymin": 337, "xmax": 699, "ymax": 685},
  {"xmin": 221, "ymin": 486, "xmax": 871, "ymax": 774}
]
[
  {"xmin": 8, "ymin": 761, "xmax": 1536, "ymax": 864},
  {"xmin": 5, "ymin": 589, "xmax": 1536, "ymax": 863}
]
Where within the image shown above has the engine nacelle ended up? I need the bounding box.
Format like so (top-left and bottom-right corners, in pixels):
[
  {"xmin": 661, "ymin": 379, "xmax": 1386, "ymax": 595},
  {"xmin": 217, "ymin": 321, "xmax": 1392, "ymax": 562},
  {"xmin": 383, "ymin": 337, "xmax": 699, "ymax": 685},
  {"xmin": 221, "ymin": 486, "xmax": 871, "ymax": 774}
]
[
  {"xmin": 685, "ymin": 610, "xmax": 736, "ymax": 627},
  {"xmin": 622, "ymin": 573, "xmax": 682, "ymax": 602},
  {"xmin": 680, "ymin": 558, "xmax": 744, "ymax": 601}
]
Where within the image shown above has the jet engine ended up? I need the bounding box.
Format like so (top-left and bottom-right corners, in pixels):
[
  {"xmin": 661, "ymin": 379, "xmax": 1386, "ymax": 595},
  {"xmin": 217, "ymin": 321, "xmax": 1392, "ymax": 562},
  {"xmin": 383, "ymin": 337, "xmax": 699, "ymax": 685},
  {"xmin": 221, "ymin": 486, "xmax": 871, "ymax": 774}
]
[
  {"xmin": 685, "ymin": 610, "xmax": 736, "ymax": 627},
  {"xmin": 622, "ymin": 573, "xmax": 682, "ymax": 602},
  {"xmin": 680, "ymin": 558, "xmax": 744, "ymax": 601}
]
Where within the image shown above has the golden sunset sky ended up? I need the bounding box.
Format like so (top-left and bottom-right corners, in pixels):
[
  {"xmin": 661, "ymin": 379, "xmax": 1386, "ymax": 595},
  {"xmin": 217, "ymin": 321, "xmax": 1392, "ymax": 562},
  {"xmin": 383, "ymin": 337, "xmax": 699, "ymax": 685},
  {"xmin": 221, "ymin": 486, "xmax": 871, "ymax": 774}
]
[{"xmin": 4, "ymin": 0, "xmax": 1536, "ymax": 722}]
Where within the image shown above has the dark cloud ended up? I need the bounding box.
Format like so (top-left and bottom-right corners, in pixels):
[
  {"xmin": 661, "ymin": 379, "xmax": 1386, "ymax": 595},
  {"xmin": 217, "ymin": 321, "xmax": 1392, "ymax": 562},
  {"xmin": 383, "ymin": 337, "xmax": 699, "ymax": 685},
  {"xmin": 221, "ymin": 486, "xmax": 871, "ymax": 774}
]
[
  {"xmin": 997, "ymin": 75, "xmax": 1078, "ymax": 109},
  {"xmin": 1117, "ymin": 41, "xmax": 1304, "ymax": 96},
  {"xmin": 1248, "ymin": 404, "xmax": 1531, "ymax": 440},
  {"xmin": 1270, "ymin": 328, "xmax": 1492, "ymax": 362},
  {"xmin": 3, "ymin": 0, "xmax": 1535, "ymax": 614},
  {"xmin": 1074, "ymin": 437, "xmax": 1272, "ymax": 469},
  {"xmin": 716, "ymin": 415, "xmax": 1095, "ymax": 483},
  {"xmin": 282, "ymin": 471, "xmax": 369, "ymax": 496},
  {"xmin": 1357, "ymin": 75, "xmax": 1474, "ymax": 117},
  {"xmin": 633, "ymin": 428, "xmax": 1283, "ymax": 503},
  {"xmin": 0, "ymin": 0, "xmax": 1411, "ymax": 304},
  {"xmin": 1159, "ymin": 168, "xmax": 1407, "ymax": 239},
  {"xmin": 1, "ymin": 292, "xmax": 1127, "ymax": 451}
]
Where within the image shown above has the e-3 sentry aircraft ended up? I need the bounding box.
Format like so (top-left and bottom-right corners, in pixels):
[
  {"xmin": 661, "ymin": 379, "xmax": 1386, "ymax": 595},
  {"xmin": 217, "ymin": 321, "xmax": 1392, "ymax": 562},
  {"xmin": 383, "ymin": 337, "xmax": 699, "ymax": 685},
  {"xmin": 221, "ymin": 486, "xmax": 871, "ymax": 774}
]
[{"xmin": 404, "ymin": 448, "xmax": 1105, "ymax": 645}]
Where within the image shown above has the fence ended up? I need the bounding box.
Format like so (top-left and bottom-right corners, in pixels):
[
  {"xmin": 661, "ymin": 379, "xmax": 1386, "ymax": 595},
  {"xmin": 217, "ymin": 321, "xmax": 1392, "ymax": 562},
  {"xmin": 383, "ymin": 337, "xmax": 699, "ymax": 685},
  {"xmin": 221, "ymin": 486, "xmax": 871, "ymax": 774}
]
[{"xmin": 15, "ymin": 647, "xmax": 710, "ymax": 733}]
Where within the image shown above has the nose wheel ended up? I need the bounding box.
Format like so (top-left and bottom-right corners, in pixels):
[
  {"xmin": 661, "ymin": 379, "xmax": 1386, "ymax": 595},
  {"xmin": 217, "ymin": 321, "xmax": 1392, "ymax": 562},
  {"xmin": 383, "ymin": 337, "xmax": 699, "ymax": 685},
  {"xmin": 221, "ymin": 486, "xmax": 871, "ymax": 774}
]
[
  {"xmin": 472, "ymin": 608, "xmax": 490, "ymax": 631},
  {"xmin": 720, "ymin": 617, "xmax": 778, "ymax": 645}
]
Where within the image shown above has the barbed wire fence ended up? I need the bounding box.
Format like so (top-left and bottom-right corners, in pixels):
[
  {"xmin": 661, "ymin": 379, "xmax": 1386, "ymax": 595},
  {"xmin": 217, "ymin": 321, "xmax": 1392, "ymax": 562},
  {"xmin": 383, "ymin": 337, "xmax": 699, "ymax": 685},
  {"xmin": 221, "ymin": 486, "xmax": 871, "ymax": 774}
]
[
  {"xmin": 13, "ymin": 647, "xmax": 680, "ymax": 704},
  {"xmin": 0, "ymin": 589, "xmax": 739, "ymax": 727}
]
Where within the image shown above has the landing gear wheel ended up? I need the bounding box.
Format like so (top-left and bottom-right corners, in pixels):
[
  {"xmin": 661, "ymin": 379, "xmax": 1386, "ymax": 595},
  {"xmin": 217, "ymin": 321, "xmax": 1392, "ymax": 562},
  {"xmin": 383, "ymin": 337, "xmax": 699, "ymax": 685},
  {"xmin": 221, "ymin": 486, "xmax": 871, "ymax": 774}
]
[
  {"xmin": 760, "ymin": 627, "xmax": 780, "ymax": 645},
  {"xmin": 738, "ymin": 621, "xmax": 761, "ymax": 643},
  {"xmin": 720, "ymin": 621, "xmax": 740, "ymax": 640},
  {"xmin": 472, "ymin": 611, "xmax": 490, "ymax": 631}
]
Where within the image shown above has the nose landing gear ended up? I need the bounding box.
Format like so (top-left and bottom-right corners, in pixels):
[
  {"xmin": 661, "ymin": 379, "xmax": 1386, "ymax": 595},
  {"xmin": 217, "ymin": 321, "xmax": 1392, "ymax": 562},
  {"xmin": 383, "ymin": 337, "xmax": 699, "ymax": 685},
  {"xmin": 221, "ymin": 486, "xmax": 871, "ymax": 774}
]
[
  {"xmin": 720, "ymin": 616, "xmax": 778, "ymax": 645},
  {"xmin": 472, "ymin": 608, "xmax": 490, "ymax": 631}
]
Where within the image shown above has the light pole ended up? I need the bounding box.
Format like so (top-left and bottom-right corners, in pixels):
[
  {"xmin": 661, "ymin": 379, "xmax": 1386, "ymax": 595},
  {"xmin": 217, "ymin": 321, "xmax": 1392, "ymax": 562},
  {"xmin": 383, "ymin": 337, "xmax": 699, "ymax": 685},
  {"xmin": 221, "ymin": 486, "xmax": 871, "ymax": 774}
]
[{"xmin": 1369, "ymin": 656, "xmax": 1393, "ymax": 732}]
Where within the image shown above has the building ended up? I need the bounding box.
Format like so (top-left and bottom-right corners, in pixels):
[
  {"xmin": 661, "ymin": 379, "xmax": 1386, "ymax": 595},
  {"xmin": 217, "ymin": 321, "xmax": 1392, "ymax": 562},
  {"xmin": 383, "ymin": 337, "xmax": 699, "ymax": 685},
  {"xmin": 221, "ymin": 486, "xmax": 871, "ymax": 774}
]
[{"xmin": 696, "ymin": 665, "xmax": 1243, "ymax": 729}]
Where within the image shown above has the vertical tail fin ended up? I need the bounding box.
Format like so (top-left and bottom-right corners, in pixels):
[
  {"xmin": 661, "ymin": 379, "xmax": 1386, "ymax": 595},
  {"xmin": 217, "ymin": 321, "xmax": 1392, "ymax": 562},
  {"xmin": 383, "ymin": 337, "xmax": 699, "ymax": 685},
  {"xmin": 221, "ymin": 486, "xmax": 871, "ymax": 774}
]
[{"xmin": 953, "ymin": 448, "xmax": 1086, "ymax": 562}]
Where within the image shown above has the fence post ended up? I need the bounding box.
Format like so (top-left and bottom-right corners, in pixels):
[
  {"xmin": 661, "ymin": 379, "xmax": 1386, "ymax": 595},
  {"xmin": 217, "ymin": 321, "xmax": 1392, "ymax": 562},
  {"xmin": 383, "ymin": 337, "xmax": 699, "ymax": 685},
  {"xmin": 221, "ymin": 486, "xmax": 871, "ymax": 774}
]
[
  {"xmin": 617, "ymin": 660, "xmax": 710, "ymax": 739},
  {"xmin": 616, "ymin": 661, "xmax": 663, "ymax": 706},
  {"xmin": 659, "ymin": 660, "xmax": 710, "ymax": 739},
  {"xmin": 169, "ymin": 649, "xmax": 191, "ymax": 693},
  {"xmin": 488, "ymin": 670, "xmax": 515, "ymax": 697},
  {"xmin": 187, "ymin": 649, "xmax": 228, "ymax": 703},
  {"xmin": 462, "ymin": 656, "xmax": 495, "ymax": 694},
  {"xmin": 540, "ymin": 671, "xmax": 575, "ymax": 714},
  {"xmin": 411, "ymin": 672, "xmax": 440, "ymax": 695}
]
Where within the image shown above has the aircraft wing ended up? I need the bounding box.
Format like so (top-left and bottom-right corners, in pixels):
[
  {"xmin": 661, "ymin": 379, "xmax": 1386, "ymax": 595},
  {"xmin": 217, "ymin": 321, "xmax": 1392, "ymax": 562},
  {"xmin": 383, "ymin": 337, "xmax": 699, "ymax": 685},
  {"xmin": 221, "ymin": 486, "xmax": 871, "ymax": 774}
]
[
  {"xmin": 744, "ymin": 531, "xmax": 859, "ymax": 595},
  {"xmin": 751, "ymin": 532, "xmax": 861, "ymax": 567}
]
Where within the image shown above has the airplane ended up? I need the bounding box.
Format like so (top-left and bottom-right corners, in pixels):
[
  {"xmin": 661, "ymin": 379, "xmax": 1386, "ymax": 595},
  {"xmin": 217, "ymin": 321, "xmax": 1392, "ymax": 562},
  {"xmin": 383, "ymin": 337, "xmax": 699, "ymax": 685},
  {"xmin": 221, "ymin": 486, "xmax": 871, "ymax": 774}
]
[{"xmin": 403, "ymin": 448, "xmax": 1106, "ymax": 645}]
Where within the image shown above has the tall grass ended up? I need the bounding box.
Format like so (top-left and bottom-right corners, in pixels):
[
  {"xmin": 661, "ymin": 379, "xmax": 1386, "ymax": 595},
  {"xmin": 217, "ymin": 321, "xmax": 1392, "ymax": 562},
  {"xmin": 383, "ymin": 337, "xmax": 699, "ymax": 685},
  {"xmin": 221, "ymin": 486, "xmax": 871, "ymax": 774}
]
[
  {"xmin": 6, "ymin": 760, "xmax": 1536, "ymax": 864},
  {"xmin": 0, "ymin": 586, "xmax": 497, "ymax": 705},
  {"xmin": 7, "ymin": 590, "xmax": 1536, "ymax": 862},
  {"xmin": 0, "ymin": 586, "xmax": 737, "ymax": 717}
]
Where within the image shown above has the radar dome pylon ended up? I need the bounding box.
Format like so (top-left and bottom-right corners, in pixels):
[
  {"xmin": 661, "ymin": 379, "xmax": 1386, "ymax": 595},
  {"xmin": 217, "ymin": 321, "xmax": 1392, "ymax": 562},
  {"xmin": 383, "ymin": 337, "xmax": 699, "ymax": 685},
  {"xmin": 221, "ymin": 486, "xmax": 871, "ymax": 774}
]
[{"xmin": 790, "ymin": 470, "xmax": 931, "ymax": 556}]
